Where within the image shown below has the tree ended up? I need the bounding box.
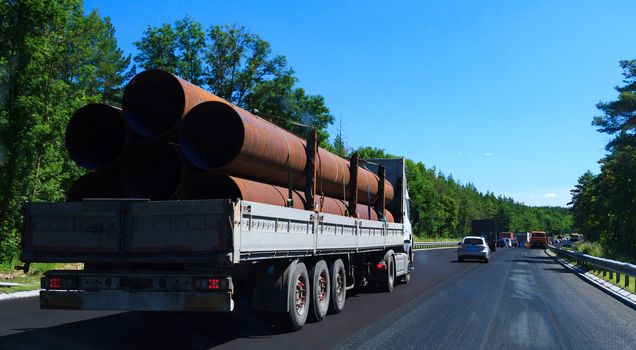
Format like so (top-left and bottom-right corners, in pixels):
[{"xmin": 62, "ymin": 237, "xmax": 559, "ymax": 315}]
[
  {"xmin": 0, "ymin": 0, "xmax": 130, "ymax": 261},
  {"xmin": 133, "ymin": 18, "xmax": 334, "ymax": 142},
  {"xmin": 134, "ymin": 24, "xmax": 178, "ymax": 72},
  {"xmin": 572, "ymin": 59, "xmax": 636, "ymax": 261},
  {"xmin": 174, "ymin": 15, "xmax": 205, "ymax": 85},
  {"xmin": 332, "ymin": 117, "xmax": 348, "ymax": 157}
]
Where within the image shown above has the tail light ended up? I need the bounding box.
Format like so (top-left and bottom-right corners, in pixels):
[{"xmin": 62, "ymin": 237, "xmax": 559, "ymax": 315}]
[
  {"xmin": 42, "ymin": 275, "xmax": 77, "ymax": 290},
  {"xmin": 193, "ymin": 277, "xmax": 231, "ymax": 291},
  {"xmin": 375, "ymin": 261, "xmax": 387, "ymax": 271}
]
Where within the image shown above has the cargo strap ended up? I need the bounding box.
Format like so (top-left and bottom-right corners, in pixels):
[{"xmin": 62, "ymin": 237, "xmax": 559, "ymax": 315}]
[{"xmin": 281, "ymin": 131, "xmax": 294, "ymax": 207}]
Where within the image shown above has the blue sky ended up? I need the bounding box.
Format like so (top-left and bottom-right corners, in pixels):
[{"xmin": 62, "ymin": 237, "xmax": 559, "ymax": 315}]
[{"xmin": 84, "ymin": 0, "xmax": 634, "ymax": 207}]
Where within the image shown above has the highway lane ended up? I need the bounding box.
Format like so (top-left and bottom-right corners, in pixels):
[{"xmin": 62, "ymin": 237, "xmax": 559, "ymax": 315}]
[
  {"xmin": 0, "ymin": 249, "xmax": 474, "ymax": 349},
  {"xmin": 337, "ymin": 248, "xmax": 636, "ymax": 350},
  {"xmin": 1, "ymin": 248, "xmax": 635, "ymax": 349}
]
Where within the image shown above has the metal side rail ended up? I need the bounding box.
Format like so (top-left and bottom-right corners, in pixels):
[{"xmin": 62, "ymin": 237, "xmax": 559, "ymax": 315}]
[
  {"xmin": 548, "ymin": 245, "xmax": 636, "ymax": 300},
  {"xmin": 413, "ymin": 241, "xmax": 459, "ymax": 250}
]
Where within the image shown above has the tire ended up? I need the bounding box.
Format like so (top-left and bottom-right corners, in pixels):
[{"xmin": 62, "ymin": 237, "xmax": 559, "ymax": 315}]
[
  {"xmin": 328, "ymin": 259, "xmax": 346, "ymax": 314},
  {"xmin": 286, "ymin": 261, "xmax": 309, "ymax": 331},
  {"xmin": 483, "ymin": 258, "xmax": 489, "ymax": 264},
  {"xmin": 400, "ymin": 271, "xmax": 411, "ymax": 284},
  {"xmin": 380, "ymin": 254, "xmax": 395, "ymax": 292},
  {"xmin": 308, "ymin": 260, "xmax": 330, "ymax": 322}
]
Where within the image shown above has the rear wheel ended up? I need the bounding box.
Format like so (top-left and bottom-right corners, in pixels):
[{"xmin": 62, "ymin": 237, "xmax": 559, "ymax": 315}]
[
  {"xmin": 329, "ymin": 259, "xmax": 346, "ymax": 314},
  {"xmin": 380, "ymin": 254, "xmax": 395, "ymax": 292},
  {"xmin": 309, "ymin": 260, "xmax": 330, "ymax": 322},
  {"xmin": 286, "ymin": 262, "xmax": 309, "ymax": 330}
]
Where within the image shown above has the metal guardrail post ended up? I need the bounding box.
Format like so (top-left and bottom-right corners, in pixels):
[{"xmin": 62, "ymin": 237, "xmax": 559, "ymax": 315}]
[{"xmin": 548, "ymin": 244, "xmax": 636, "ymax": 293}]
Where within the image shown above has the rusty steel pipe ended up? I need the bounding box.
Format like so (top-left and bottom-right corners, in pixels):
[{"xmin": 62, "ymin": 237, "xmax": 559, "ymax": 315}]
[
  {"xmin": 178, "ymin": 101, "xmax": 394, "ymax": 205},
  {"xmin": 67, "ymin": 172, "xmax": 126, "ymax": 201},
  {"xmin": 122, "ymin": 69, "xmax": 227, "ymax": 137},
  {"xmin": 176, "ymin": 173, "xmax": 393, "ymax": 222},
  {"xmin": 65, "ymin": 104, "xmax": 130, "ymax": 170},
  {"xmin": 119, "ymin": 139, "xmax": 195, "ymax": 200}
]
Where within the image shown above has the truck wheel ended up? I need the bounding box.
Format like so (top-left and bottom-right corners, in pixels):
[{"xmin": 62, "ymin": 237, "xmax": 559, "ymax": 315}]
[
  {"xmin": 286, "ymin": 261, "xmax": 309, "ymax": 330},
  {"xmin": 400, "ymin": 271, "xmax": 411, "ymax": 284},
  {"xmin": 328, "ymin": 259, "xmax": 346, "ymax": 314},
  {"xmin": 309, "ymin": 260, "xmax": 330, "ymax": 322},
  {"xmin": 380, "ymin": 254, "xmax": 395, "ymax": 292}
]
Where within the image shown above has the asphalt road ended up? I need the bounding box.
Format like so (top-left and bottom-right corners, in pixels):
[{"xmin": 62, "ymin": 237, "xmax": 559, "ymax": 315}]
[{"xmin": 1, "ymin": 248, "xmax": 635, "ymax": 349}]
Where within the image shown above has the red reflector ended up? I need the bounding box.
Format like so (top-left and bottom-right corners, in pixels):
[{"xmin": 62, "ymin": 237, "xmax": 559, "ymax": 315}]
[
  {"xmin": 375, "ymin": 262, "xmax": 386, "ymax": 270},
  {"xmin": 49, "ymin": 277, "xmax": 61, "ymax": 289},
  {"xmin": 208, "ymin": 278, "xmax": 220, "ymax": 290}
]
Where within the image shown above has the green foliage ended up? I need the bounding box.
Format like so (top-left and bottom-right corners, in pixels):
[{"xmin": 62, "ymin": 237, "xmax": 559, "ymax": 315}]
[
  {"xmin": 571, "ymin": 59, "xmax": 636, "ymax": 261},
  {"xmin": 0, "ymin": 0, "xmax": 130, "ymax": 262},
  {"xmin": 576, "ymin": 241, "xmax": 606, "ymax": 259},
  {"xmin": 134, "ymin": 18, "xmax": 333, "ymax": 142},
  {"xmin": 349, "ymin": 148, "xmax": 572, "ymax": 240}
]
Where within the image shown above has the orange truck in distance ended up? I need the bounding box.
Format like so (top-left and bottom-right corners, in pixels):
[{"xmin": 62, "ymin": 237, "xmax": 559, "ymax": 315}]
[{"xmin": 529, "ymin": 231, "xmax": 549, "ymax": 248}]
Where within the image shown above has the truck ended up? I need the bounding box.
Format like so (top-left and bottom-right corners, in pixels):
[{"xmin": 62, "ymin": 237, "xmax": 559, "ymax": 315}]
[
  {"xmin": 471, "ymin": 219, "xmax": 497, "ymax": 252},
  {"xmin": 529, "ymin": 231, "xmax": 548, "ymax": 248},
  {"xmin": 20, "ymin": 158, "xmax": 413, "ymax": 331},
  {"xmin": 499, "ymin": 232, "xmax": 514, "ymax": 240}
]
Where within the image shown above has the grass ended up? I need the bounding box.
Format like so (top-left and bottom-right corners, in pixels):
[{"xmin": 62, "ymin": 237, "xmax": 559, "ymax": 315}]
[
  {"xmin": 587, "ymin": 268, "xmax": 636, "ymax": 294},
  {"xmin": 576, "ymin": 241, "xmax": 606, "ymax": 258},
  {"xmin": 414, "ymin": 236, "xmax": 462, "ymax": 243},
  {"xmin": 0, "ymin": 257, "xmax": 81, "ymax": 294}
]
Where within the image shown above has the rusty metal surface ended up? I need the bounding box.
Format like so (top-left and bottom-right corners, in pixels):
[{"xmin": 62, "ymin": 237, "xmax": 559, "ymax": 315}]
[
  {"xmin": 179, "ymin": 101, "xmax": 394, "ymax": 205},
  {"xmin": 65, "ymin": 104, "xmax": 131, "ymax": 170},
  {"xmin": 119, "ymin": 139, "xmax": 195, "ymax": 200},
  {"xmin": 122, "ymin": 70, "xmax": 227, "ymax": 137},
  {"xmin": 67, "ymin": 172, "xmax": 126, "ymax": 201},
  {"xmin": 177, "ymin": 173, "xmax": 393, "ymax": 222}
]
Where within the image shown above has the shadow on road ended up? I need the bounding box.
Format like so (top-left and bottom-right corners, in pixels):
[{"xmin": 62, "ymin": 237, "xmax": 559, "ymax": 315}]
[
  {"xmin": 0, "ymin": 310, "xmax": 299, "ymax": 350},
  {"xmin": 542, "ymin": 267, "xmax": 571, "ymax": 273}
]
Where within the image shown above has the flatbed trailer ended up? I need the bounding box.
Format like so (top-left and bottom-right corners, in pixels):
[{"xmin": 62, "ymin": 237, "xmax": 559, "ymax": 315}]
[{"xmin": 21, "ymin": 159, "xmax": 413, "ymax": 330}]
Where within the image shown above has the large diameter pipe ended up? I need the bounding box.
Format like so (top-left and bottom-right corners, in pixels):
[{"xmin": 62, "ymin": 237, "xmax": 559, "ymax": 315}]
[
  {"xmin": 122, "ymin": 69, "xmax": 227, "ymax": 137},
  {"xmin": 67, "ymin": 172, "xmax": 126, "ymax": 201},
  {"xmin": 176, "ymin": 173, "xmax": 393, "ymax": 222},
  {"xmin": 65, "ymin": 104, "xmax": 130, "ymax": 170},
  {"xmin": 178, "ymin": 101, "xmax": 394, "ymax": 205},
  {"xmin": 119, "ymin": 139, "xmax": 194, "ymax": 200}
]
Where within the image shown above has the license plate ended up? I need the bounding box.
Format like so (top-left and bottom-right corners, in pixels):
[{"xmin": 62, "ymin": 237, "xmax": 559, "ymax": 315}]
[{"xmin": 469, "ymin": 246, "xmax": 479, "ymax": 251}]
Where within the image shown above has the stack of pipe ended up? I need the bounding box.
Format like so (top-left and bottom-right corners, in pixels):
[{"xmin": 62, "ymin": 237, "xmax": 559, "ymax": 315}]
[{"xmin": 65, "ymin": 69, "xmax": 395, "ymax": 222}]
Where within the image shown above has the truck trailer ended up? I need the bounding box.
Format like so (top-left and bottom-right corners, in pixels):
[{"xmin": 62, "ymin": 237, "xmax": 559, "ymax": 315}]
[
  {"xmin": 21, "ymin": 159, "xmax": 413, "ymax": 331},
  {"xmin": 471, "ymin": 219, "xmax": 497, "ymax": 252}
]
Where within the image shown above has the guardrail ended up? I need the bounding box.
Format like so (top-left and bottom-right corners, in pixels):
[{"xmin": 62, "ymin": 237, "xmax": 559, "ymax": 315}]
[
  {"xmin": 413, "ymin": 241, "xmax": 459, "ymax": 250},
  {"xmin": 548, "ymin": 245, "xmax": 636, "ymax": 289}
]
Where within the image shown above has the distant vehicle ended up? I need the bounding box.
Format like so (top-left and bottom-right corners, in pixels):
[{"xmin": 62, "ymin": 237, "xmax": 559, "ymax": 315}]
[
  {"xmin": 499, "ymin": 232, "xmax": 514, "ymax": 240},
  {"xmin": 458, "ymin": 236, "xmax": 490, "ymax": 263},
  {"xmin": 496, "ymin": 239, "xmax": 507, "ymax": 248},
  {"xmin": 570, "ymin": 233, "xmax": 580, "ymax": 242},
  {"xmin": 511, "ymin": 239, "xmax": 519, "ymax": 247},
  {"xmin": 503, "ymin": 238, "xmax": 512, "ymax": 247},
  {"xmin": 529, "ymin": 231, "xmax": 549, "ymax": 248},
  {"xmin": 471, "ymin": 219, "xmax": 497, "ymax": 252}
]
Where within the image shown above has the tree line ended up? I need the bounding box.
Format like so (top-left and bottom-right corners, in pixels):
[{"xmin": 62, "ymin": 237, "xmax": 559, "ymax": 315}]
[
  {"xmin": 352, "ymin": 147, "xmax": 572, "ymax": 239},
  {"xmin": 0, "ymin": 1, "xmax": 570, "ymax": 262},
  {"xmin": 570, "ymin": 60, "xmax": 636, "ymax": 261}
]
